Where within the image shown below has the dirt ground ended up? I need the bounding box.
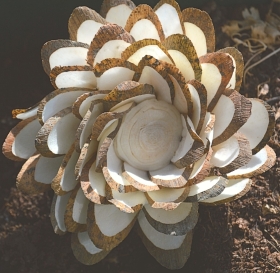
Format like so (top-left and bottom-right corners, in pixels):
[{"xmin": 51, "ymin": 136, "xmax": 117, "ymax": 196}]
[{"xmin": 0, "ymin": 1, "xmax": 280, "ymax": 272}]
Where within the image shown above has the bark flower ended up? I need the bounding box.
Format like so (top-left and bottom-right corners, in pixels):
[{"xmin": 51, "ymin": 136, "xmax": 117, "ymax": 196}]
[{"xmin": 2, "ymin": 0, "xmax": 276, "ymax": 269}]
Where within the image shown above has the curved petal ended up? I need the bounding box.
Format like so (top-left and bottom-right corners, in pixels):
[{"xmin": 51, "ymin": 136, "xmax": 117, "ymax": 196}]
[
  {"xmin": 35, "ymin": 107, "xmax": 80, "ymax": 157},
  {"xmin": 52, "ymin": 143, "xmax": 80, "ymax": 195},
  {"xmin": 142, "ymin": 202, "xmax": 198, "ymax": 236},
  {"xmin": 87, "ymin": 202, "xmax": 138, "ymax": 251},
  {"xmin": 154, "ymin": 0, "xmax": 184, "ymax": 38},
  {"xmin": 201, "ymin": 178, "xmax": 252, "ymax": 205},
  {"xmin": 3, "ymin": 116, "xmax": 41, "ymax": 161},
  {"xmin": 50, "ymin": 193, "xmax": 71, "ymax": 235},
  {"xmin": 64, "ymin": 186, "xmax": 89, "ymax": 232},
  {"xmin": 41, "ymin": 40, "xmax": 89, "ymax": 75},
  {"xmin": 71, "ymin": 231, "xmax": 110, "ymax": 265},
  {"xmin": 81, "ymin": 158, "xmax": 108, "ymax": 204},
  {"xmin": 125, "ymin": 4, "xmax": 165, "ymax": 41},
  {"xmin": 17, "ymin": 153, "xmax": 64, "ymax": 194},
  {"xmin": 38, "ymin": 88, "xmax": 92, "ymax": 124},
  {"xmin": 182, "ymin": 8, "xmax": 215, "ymax": 56},
  {"xmin": 100, "ymin": 0, "xmax": 136, "ymax": 28},
  {"xmin": 218, "ymin": 47, "xmax": 244, "ymax": 91},
  {"xmin": 200, "ymin": 52, "xmax": 234, "ymax": 112},
  {"xmin": 163, "ymin": 34, "xmax": 202, "ymax": 82},
  {"xmin": 238, "ymin": 99, "xmax": 275, "ymax": 154},
  {"xmin": 69, "ymin": 6, "xmax": 107, "ymax": 44},
  {"xmin": 87, "ymin": 24, "xmax": 134, "ymax": 66},
  {"xmin": 137, "ymin": 210, "xmax": 193, "ymax": 269},
  {"xmin": 50, "ymin": 65, "xmax": 97, "ymax": 89}
]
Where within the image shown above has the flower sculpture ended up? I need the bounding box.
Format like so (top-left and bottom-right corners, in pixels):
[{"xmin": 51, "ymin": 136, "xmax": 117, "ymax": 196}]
[{"xmin": 3, "ymin": 0, "xmax": 276, "ymax": 269}]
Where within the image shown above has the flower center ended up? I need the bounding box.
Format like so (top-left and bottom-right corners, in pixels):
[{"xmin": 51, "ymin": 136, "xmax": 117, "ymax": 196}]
[{"xmin": 114, "ymin": 99, "xmax": 182, "ymax": 171}]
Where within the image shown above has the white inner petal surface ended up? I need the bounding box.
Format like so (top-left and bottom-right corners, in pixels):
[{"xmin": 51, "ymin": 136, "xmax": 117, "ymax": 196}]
[
  {"xmin": 111, "ymin": 190, "xmax": 147, "ymax": 208},
  {"xmin": 115, "ymin": 99, "xmax": 182, "ymax": 171},
  {"xmin": 106, "ymin": 5, "xmax": 133, "ymax": 28},
  {"xmin": 95, "ymin": 204, "xmax": 136, "ymax": 236},
  {"xmin": 155, "ymin": 4, "xmax": 183, "ymax": 38},
  {"xmin": 144, "ymin": 202, "xmax": 192, "ymax": 224},
  {"xmin": 61, "ymin": 150, "xmax": 79, "ymax": 191},
  {"xmin": 49, "ymin": 47, "xmax": 88, "ymax": 70},
  {"xmin": 138, "ymin": 210, "xmax": 185, "ymax": 249},
  {"xmin": 105, "ymin": 141, "xmax": 131, "ymax": 187},
  {"xmin": 48, "ymin": 113, "xmax": 80, "ymax": 155},
  {"xmin": 211, "ymin": 136, "xmax": 239, "ymax": 167},
  {"xmin": 16, "ymin": 107, "xmax": 38, "ymax": 120},
  {"xmin": 77, "ymin": 231, "xmax": 103, "ymax": 254},
  {"xmin": 171, "ymin": 115, "xmax": 193, "ymax": 163},
  {"xmin": 97, "ymin": 67, "xmax": 135, "ymax": 90},
  {"xmin": 201, "ymin": 63, "xmax": 221, "ymax": 106},
  {"xmin": 73, "ymin": 188, "xmax": 90, "ymax": 224},
  {"xmin": 127, "ymin": 45, "xmax": 173, "ymax": 65},
  {"xmin": 188, "ymin": 176, "xmax": 223, "ymax": 196},
  {"xmin": 130, "ymin": 19, "xmax": 161, "ymax": 41},
  {"xmin": 227, "ymin": 147, "xmax": 267, "ymax": 176},
  {"xmin": 77, "ymin": 20, "xmax": 103, "ymax": 44},
  {"xmin": 212, "ymin": 95, "xmax": 235, "ymax": 138},
  {"xmin": 124, "ymin": 162, "xmax": 158, "ymax": 188},
  {"xmin": 79, "ymin": 94, "xmax": 107, "ymax": 118},
  {"xmin": 94, "ymin": 40, "xmax": 131, "ymax": 65},
  {"xmin": 150, "ymin": 163, "xmax": 185, "ymax": 181},
  {"xmin": 13, "ymin": 118, "xmax": 41, "ymax": 159},
  {"xmin": 168, "ymin": 50, "xmax": 194, "ymax": 81},
  {"xmin": 202, "ymin": 178, "xmax": 250, "ymax": 203},
  {"xmin": 189, "ymin": 153, "xmax": 207, "ymax": 179},
  {"xmin": 55, "ymin": 71, "xmax": 97, "ymax": 89},
  {"xmin": 147, "ymin": 187, "xmax": 185, "ymax": 203},
  {"xmin": 170, "ymin": 75, "xmax": 188, "ymax": 114},
  {"xmin": 138, "ymin": 66, "xmax": 172, "ymax": 103},
  {"xmin": 80, "ymin": 103, "xmax": 104, "ymax": 149},
  {"xmin": 43, "ymin": 91, "xmax": 87, "ymax": 123},
  {"xmin": 187, "ymin": 83, "xmax": 201, "ymax": 130},
  {"xmin": 35, "ymin": 156, "xmax": 63, "ymax": 184},
  {"xmin": 89, "ymin": 160, "xmax": 106, "ymax": 197},
  {"xmin": 55, "ymin": 193, "xmax": 71, "ymax": 232},
  {"xmin": 184, "ymin": 22, "xmax": 207, "ymax": 57},
  {"xmin": 238, "ymin": 99, "xmax": 269, "ymax": 149}
]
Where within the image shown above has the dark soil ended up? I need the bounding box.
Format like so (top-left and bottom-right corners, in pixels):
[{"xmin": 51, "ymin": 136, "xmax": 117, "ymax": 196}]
[{"xmin": 0, "ymin": 1, "xmax": 279, "ymax": 272}]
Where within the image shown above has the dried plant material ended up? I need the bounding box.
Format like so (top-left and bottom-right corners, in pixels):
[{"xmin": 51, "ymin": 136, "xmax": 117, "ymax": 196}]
[
  {"xmin": 200, "ymin": 52, "xmax": 234, "ymax": 112},
  {"xmin": 154, "ymin": 0, "xmax": 185, "ymax": 38},
  {"xmin": 163, "ymin": 34, "xmax": 202, "ymax": 81},
  {"xmin": 64, "ymin": 186, "xmax": 89, "ymax": 232},
  {"xmin": 182, "ymin": 8, "xmax": 215, "ymax": 56},
  {"xmin": 41, "ymin": 40, "xmax": 89, "ymax": 75},
  {"xmin": 125, "ymin": 4, "xmax": 165, "ymax": 41},
  {"xmin": 137, "ymin": 210, "xmax": 193, "ymax": 269},
  {"xmin": 87, "ymin": 24, "xmax": 135, "ymax": 66},
  {"xmin": 100, "ymin": 0, "xmax": 136, "ymax": 28},
  {"xmin": 71, "ymin": 231, "xmax": 110, "ymax": 265},
  {"xmin": 37, "ymin": 88, "xmax": 93, "ymax": 124},
  {"xmin": 69, "ymin": 6, "xmax": 107, "ymax": 44},
  {"xmin": 17, "ymin": 153, "xmax": 64, "ymax": 194},
  {"xmin": 87, "ymin": 202, "xmax": 138, "ymax": 251},
  {"xmin": 52, "ymin": 143, "xmax": 80, "ymax": 195},
  {"xmin": 2, "ymin": 0, "xmax": 276, "ymax": 270},
  {"xmin": 3, "ymin": 116, "xmax": 41, "ymax": 161},
  {"xmin": 142, "ymin": 202, "xmax": 198, "ymax": 236},
  {"xmin": 201, "ymin": 178, "xmax": 252, "ymax": 205},
  {"xmin": 50, "ymin": 65, "xmax": 96, "ymax": 89},
  {"xmin": 50, "ymin": 193, "xmax": 71, "ymax": 235}
]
